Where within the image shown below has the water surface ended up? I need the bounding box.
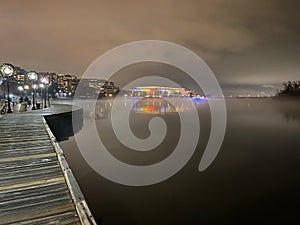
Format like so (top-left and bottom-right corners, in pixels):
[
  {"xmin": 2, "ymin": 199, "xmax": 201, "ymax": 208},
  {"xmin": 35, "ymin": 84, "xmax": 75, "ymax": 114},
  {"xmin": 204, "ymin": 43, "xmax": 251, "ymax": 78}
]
[{"xmin": 59, "ymin": 98, "xmax": 300, "ymax": 225}]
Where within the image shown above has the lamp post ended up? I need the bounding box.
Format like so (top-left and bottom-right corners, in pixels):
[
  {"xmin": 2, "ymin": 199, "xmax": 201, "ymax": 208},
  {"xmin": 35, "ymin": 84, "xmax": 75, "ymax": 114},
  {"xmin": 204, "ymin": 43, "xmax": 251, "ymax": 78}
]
[
  {"xmin": 28, "ymin": 71, "xmax": 38, "ymax": 110},
  {"xmin": 1, "ymin": 63, "xmax": 15, "ymax": 113},
  {"xmin": 39, "ymin": 83, "xmax": 45, "ymax": 108},
  {"xmin": 40, "ymin": 77, "xmax": 48, "ymax": 108}
]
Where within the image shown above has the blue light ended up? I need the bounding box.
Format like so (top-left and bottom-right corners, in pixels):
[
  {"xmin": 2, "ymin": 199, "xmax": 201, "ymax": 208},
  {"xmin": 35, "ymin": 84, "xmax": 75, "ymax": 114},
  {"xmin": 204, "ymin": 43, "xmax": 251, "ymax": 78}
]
[{"xmin": 192, "ymin": 96, "xmax": 206, "ymax": 102}]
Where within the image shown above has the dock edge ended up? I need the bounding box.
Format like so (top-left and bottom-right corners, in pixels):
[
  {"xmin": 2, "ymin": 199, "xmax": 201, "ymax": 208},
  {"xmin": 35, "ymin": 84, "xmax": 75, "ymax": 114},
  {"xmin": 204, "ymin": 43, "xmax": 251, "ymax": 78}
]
[{"xmin": 42, "ymin": 117, "xmax": 97, "ymax": 225}]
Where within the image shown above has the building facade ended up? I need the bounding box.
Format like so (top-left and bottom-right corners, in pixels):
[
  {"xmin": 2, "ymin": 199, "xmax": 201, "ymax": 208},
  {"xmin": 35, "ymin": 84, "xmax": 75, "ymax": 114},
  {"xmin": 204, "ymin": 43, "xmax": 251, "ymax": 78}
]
[
  {"xmin": 131, "ymin": 86, "xmax": 191, "ymax": 98},
  {"xmin": 0, "ymin": 64, "xmax": 120, "ymax": 99}
]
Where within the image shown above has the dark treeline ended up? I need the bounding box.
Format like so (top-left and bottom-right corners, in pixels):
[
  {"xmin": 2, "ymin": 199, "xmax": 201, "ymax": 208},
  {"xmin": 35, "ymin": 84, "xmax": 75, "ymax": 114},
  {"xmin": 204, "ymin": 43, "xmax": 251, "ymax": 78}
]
[{"xmin": 276, "ymin": 81, "xmax": 300, "ymax": 97}]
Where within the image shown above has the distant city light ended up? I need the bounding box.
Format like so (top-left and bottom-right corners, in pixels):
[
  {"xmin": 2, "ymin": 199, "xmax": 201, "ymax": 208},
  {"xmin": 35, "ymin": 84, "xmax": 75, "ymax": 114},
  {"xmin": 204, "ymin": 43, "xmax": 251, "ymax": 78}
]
[
  {"xmin": 18, "ymin": 86, "xmax": 24, "ymax": 91},
  {"xmin": 192, "ymin": 95, "xmax": 206, "ymax": 102}
]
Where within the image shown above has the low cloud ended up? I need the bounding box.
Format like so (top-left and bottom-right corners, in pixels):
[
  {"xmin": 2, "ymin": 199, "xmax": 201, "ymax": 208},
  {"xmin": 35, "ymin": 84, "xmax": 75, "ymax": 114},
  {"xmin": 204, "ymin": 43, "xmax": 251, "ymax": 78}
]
[{"xmin": 0, "ymin": 0, "xmax": 299, "ymax": 94}]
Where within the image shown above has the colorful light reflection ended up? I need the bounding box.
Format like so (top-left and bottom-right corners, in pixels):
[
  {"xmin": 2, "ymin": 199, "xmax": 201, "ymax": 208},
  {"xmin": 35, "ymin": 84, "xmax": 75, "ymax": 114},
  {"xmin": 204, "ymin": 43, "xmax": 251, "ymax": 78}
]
[{"xmin": 131, "ymin": 100, "xmax": 191, "ymax": 114}]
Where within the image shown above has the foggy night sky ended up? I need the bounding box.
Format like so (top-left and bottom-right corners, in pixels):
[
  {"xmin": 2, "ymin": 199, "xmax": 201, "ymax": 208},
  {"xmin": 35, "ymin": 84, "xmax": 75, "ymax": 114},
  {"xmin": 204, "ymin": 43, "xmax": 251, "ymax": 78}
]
[{"xmin": 1, "ymin": 0, "xmax": 300, "ymax": 95}]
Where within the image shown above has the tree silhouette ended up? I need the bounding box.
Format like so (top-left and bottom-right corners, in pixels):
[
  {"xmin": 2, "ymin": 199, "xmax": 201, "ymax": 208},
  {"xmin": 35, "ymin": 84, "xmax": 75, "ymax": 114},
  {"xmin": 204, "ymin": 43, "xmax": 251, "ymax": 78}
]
[{"xmin": 277, "ymin": 80, "xmax": 300, "ymax": 97}]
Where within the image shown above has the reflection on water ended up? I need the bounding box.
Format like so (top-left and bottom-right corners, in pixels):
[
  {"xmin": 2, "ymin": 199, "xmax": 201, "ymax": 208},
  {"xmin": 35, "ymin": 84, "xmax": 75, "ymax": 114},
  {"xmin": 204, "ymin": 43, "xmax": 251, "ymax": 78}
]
[
  {"xmin": 273, "ymin": 99, "xmax": 300, "ymax": 122},
  {"xmin": 80, "ymin": 97, "xmax": 204, "ymax": 119},
  {"xmin": 131, "ymin": 98, "xmax": 195, "ymax": 114},
  {"xmin": 58, "ymin": 98, "xmax": 300, "ymax": 225}
]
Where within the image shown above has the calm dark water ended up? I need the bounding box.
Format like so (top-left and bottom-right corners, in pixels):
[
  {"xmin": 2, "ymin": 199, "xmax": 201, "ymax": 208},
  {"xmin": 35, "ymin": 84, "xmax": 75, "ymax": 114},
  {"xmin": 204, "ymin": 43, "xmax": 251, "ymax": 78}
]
[{"xmin": 59, "ymin": 98, "xmax": 300, "ymax": 225}]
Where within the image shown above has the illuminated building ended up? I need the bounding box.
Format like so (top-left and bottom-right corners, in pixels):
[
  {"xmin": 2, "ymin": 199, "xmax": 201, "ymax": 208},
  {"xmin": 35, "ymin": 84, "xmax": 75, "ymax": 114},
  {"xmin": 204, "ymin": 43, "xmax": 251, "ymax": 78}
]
[
  {"xmin": 57, "ymin": 74, "xmax": 79, "ymax": 96},
  {"xmin": 130, "ymin": 86, "xmax": 191, "ymax": 98},
  {"xmin": 76, "ymin": 79, "xmax": 120, "ymax": 98}
]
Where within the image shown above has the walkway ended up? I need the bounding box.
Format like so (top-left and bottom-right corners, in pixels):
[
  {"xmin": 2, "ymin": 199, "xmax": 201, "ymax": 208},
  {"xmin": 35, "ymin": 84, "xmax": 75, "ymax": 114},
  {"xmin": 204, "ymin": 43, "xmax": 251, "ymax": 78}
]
[{"xmin": 0, "ymin": 105, "xmax": 95, "ymax": 225}]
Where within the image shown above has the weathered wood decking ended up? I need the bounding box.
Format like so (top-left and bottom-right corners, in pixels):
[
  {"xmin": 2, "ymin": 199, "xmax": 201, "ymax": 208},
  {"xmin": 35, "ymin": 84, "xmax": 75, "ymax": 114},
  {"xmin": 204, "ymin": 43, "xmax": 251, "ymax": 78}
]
[{"xmin": 0, "ymin": 106, "xmax": 95, "ymax": 225}]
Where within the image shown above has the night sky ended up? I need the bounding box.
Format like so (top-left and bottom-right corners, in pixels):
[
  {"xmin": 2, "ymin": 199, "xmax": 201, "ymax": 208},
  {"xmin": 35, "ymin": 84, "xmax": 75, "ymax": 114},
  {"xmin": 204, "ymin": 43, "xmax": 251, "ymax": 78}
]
[{"xmin": 1, "ymin": 0, "xmax": 300, "ymax": 95}]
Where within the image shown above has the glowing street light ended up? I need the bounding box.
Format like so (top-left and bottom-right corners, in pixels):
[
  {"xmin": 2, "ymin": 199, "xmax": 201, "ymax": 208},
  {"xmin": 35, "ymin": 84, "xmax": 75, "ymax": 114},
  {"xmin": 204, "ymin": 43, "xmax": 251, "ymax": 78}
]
[
  {"xmin": 40, "ymin": 77, "xmax": 49, "ymax": 85},
  {"xmin": 28, "ymin": 71, "xmax": 38, "ymax": 110},
  {"xmin": 0, "ymin": 63, "xmax": 15, "ymax": 113},
  {"xmin": 28, "ymin": 71, "xmax": 38, "ymax": 80},
  {"xmin": 1, "ymin": 64, "xmax": 14, "ymax": 77},
  {"xmin": 40, "ymin": 76, "xmax": 49, "ymax": 108}
]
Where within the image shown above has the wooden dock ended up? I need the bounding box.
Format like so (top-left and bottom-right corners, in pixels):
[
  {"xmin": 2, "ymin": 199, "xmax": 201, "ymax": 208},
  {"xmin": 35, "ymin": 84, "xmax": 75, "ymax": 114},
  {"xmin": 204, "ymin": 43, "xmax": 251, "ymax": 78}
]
[{"xmin": 0, "ymin": 105, "xmax": 96, "ymax": 225}]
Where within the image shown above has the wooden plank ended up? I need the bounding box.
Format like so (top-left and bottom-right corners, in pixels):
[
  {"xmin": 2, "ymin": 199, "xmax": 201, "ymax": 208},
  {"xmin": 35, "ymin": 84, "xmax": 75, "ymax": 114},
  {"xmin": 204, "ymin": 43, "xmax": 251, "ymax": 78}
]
[{"xmin": 0, "ymin": 107, "xmax": 91, "ymax": 225}]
